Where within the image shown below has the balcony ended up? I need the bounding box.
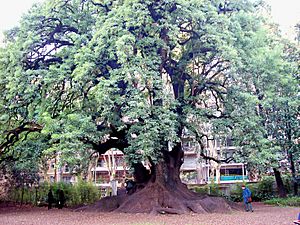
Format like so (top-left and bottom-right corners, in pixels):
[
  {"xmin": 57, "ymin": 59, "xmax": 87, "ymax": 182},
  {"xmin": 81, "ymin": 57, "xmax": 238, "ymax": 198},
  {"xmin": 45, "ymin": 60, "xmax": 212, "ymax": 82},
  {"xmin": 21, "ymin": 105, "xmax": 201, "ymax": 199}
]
[{"xmin": 91, "ymin": 166, "xmax": 127, "ymax": 172}]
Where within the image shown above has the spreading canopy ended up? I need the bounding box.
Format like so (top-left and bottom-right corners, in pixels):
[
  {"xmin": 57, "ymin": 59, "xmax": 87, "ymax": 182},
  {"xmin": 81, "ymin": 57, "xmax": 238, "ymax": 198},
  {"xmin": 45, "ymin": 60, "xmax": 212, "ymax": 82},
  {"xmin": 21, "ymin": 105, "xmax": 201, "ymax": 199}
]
[
  {"xmin": 0, "ymin": 0, "xmax": 260, "ymax": 164},
  {"xmin": 0, "ymin": 0, "xmax": 298, "ymax": 195}
]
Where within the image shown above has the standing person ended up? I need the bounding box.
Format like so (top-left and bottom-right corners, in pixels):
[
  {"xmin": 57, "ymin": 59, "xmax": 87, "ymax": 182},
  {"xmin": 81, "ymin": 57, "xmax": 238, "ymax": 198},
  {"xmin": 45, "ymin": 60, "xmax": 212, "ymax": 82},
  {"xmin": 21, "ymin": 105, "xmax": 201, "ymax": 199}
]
[
  {"xmin": 57, "ymin": 189, "xmax": 65, "ymax": 209},
  {"xmin": 242, "ymin": 184, "xmax": 253, "ymax": 212},
  {"xmin": 47, "ymin": 188, "xmax": 54, "ymax": 210}
]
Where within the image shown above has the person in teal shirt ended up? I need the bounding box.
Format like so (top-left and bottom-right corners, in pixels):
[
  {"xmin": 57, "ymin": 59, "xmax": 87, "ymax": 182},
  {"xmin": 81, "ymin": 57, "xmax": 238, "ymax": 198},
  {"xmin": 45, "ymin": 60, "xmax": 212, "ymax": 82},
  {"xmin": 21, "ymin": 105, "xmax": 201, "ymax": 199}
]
[{"xmin": 242, "ymin": 184, "xmax": 253, "ymax": 212}]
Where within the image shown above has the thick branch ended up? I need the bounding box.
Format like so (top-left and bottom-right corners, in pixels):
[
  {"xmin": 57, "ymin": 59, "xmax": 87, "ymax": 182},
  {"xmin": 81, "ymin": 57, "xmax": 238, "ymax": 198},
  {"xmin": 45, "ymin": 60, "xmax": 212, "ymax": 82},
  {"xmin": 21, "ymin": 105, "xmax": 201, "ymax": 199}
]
[
  {"xmin": 184, "ymin": 124, "xmax": 233, "ymax": 163},
  {"xmin": 0, "ymin": 122, "xmax": 43, "ymax": 158},
  {"xmin": 82, "ymin": 126, "xmax": 129, "ymax": 155}
]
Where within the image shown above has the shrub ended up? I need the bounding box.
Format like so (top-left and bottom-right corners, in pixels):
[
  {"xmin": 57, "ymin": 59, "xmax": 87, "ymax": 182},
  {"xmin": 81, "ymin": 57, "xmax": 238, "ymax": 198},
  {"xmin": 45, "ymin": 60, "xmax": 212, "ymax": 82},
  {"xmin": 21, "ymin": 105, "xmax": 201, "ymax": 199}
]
[
  {"xmin": 8, "ymin": 180, "xmax": 101, "ymax": 207},
  {"xmin": 75, "ymin": 179, "xmax": 101, "ymax": 205},
  {"xmin": 239, "ymin": 177, "xmax": 276, "ymax": 201},
  {"xmin": 208, "ymin": 183, "xmax": 221, "ymax": 196},
  {"xmin": 193, "ymin": 185, "xmax": 208, "ymax": 195},
  {"xmin": 228, "ymin": 184, "xmax": 243, "ymax": 202},
  {"xmin": 264, "ymin": 197, "xmax": 300, "ymax": 207},
  {"xmin": 192, "ymin": 177, "xmax": 278, "ymax": 202},
  {"xmin": 9, "ymin": 186, "xmax": 38, "ymax": 205},
  {"xmin": 193, "ymin": 183, "xmax": 227, "ymax": 197},
  {"xmin": 256, "ymin": 176, "xmax": 275, "ymax": 200},
  {"xmin": 193, "ymin": 183, "xmax": 221, "ymax": 196},
  {"xmin": 282, "ymin": 174, "xmax": 293, "ymax": 194}
]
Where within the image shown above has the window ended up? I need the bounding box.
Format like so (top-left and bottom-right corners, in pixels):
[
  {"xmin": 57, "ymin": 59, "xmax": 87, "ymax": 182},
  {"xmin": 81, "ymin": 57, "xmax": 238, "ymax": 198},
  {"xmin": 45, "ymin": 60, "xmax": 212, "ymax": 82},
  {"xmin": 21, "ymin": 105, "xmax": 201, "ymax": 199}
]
[
  {"xmin": 97, "ymin": 159, "xmax": 105, "ymax": 167},
  {"xmin": 115, "ymin": 157, "xmax": 124, "ymax": 167},
  {"xmin": 220, "ymin": 168, "xmax": 243, "ymax": 176},
  {"xmin": 65, "ymin": 165, "xmax": 69, "ymax": 173},
  {"xmin": 226, "ymin": 137, "xmax": 233, "ymax": 147},
  {"xmin": 62, "ymin": 176, "xmax": 71, "ymax": 183}
]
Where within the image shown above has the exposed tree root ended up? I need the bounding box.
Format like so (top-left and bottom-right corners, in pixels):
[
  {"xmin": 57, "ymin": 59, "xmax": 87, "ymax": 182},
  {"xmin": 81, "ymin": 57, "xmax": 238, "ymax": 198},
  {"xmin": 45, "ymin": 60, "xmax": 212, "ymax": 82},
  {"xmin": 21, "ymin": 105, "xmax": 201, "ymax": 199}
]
[
  {"xmin": 76, "ymin": 147, "xmax": 241, "ymax": 215},
  {"xmin": 76, "ymin": 182, "xmax": 241, "ymax": 215}
]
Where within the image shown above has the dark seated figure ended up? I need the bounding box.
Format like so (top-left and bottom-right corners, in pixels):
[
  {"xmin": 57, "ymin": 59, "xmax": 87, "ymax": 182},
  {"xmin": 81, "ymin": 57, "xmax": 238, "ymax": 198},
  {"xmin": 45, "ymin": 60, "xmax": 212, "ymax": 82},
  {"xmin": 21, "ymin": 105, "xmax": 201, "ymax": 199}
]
[
  {"xmin": 125, "ymin": 179, "xmax": 136, "ymax": 195},
  {"xmin": 47, "ymin": 189, "xmax": 54, "ymax": 210},
  {"xmin": 57, "ymin": 189, "xmax": 65, "ymax": 209}
]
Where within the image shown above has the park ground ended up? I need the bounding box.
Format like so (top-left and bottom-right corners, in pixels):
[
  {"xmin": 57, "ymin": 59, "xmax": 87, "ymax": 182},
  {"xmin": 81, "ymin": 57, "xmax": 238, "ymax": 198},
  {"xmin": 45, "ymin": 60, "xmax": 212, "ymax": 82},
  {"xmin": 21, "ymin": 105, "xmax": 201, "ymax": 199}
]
[{"xmin": 0, "ymin": 202, "xmax": 299, "ymax": 225}]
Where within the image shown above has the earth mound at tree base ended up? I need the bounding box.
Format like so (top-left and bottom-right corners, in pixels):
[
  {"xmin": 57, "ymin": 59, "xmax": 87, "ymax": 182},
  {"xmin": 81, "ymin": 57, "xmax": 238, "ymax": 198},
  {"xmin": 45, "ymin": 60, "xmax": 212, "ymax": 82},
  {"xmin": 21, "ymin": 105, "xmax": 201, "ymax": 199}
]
[{"xmin": 75, "ymin": 184, "xmax": 242, "ymax": 215}]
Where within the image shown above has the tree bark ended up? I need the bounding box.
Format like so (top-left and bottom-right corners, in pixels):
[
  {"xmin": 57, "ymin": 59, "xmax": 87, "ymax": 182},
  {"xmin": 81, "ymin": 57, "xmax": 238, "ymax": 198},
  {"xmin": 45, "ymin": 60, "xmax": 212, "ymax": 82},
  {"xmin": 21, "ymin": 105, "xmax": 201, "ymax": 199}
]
[
  {"xmin": 87, "ymin": 160, "xmax": 94, "ymax": 182},
  {"xmin": 273, "ymin": 168, "xmax": 287, "ymax": 198},
  {"xmin": 284, "ymin": 103, "xmax": 298, "ymax": 196},
  {"xmin": 288, "ymin": 153, "xmax": 298, "ymax": 196}
]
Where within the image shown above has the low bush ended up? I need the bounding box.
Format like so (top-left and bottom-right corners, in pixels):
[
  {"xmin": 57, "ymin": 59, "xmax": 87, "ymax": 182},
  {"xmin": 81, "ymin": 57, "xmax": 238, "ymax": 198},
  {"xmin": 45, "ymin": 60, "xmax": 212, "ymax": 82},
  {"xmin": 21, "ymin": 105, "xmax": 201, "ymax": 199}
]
[
  {"xmin": 255, "ymin": 176, "xmax": 275, "ymax": 200},
  {"xmin": 228, "ymin": 184, "xmax": 243, "ymax": 202},
  {"xmin": 282, "ymin": 174, "xmax": 293, "ymax": 194},
  {"xmin": 8, "ymin": 180, "xmax": 101, "ymax": 207},
  {"xmin": 193, "ymin": 183, "xmax": 222, "ymax": 196},
  {"xmin": 193, "ymin": 176, "xmax": 282, "ymax": 202},
  {"xmin": 193, "ymin": 185, "xmax": 208, "ymax": 195},
  {"xmin": 229, "ymin": 177, "xmax": 277, "ymax": 202},
  {"xmin": 208, "ymin": 183, "xmax": 222, "ymax": 196},
  {"xmin": 264, "ymin": 197, "xmax": 300, "ymax": 207}
]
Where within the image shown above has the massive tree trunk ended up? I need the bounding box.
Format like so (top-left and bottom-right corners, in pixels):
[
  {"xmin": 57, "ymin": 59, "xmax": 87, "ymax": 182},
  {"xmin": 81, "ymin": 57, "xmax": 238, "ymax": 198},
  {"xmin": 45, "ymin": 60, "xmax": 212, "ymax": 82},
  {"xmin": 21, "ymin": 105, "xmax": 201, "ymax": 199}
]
[
  {"xmin": 79, "ymin": 145, "xmax": 238, "ymax": 214},
  {"xmin": 273, "ymin": 168, "xmax": 287, "ymax": 198}
]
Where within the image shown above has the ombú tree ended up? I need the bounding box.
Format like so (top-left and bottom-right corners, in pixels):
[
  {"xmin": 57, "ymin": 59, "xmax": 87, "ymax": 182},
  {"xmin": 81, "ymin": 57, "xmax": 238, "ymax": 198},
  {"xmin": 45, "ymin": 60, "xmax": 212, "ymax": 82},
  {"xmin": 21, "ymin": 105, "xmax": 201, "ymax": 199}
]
[{"xmin": 0, "ymin": 0, "xmax": 273, "ymax": 213}]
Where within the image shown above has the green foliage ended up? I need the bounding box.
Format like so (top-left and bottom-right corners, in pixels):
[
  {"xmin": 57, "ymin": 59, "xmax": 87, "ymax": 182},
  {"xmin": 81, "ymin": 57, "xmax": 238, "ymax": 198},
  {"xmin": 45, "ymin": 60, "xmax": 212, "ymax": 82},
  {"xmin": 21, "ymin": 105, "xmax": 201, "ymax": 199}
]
[
  {"xmin": 228, "ymin": 181, "xmax": 275, "ymax": 202},
  {"xmin": 193, "ymin": 176, "xmax": 295, "ymax": 202},
  {"xmin": 9, "ymin": 186, "xmax": 38, "ymax": 205},
  {"xmin": 229, "ymin": 178, "xmax": 276, "ymax": 202},
  {"xmin": 208, "ymin": 183, "xmax": 222, "ymax": 196},
  {"xmin": 282, "ymin": 174, "xmax": 294, "ymax": 194},
  {"xmin": 228, "ymin": 184, "xmax": 243, "ymax": 202},
  {"xmin": 193, "ymin": 183, "xmax": 224, "ymax": 197},
  {"xmin": 296, "ymin": 23, "xmax": 300, "ymax": 43},
  {"xmin": 226, "ymin": 14, "xmax": 300, "ymax": 174},
  {"xmin": 7, "ymin": 140, "xmax": 43, "ymax": 187},
  {"xmin": 9, "ymin": 181, "xmax": 101, "ymax": 207},
  {"xmin": 253, "ymin": 177, "xmax": 276, "ymax": 200},
  {"xmin": 264, "ymin": 197, "xmax": 300, "ymax": 207},
  {"xmin": 0, "ymin": 0, "xmax": 298, "ymax": 190},
  {"xmin": 193, "ymin": 185, "xmax": 209, "ymax": 195}
]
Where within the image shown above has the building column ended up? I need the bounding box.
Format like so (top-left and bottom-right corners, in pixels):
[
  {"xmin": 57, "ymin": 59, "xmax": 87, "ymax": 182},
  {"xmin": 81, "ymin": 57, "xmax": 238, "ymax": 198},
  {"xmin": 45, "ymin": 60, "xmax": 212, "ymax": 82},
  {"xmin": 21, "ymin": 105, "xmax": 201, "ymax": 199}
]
[{"xmin": 242, "ymin": 163, "xmax": 245, "ymax": 182}]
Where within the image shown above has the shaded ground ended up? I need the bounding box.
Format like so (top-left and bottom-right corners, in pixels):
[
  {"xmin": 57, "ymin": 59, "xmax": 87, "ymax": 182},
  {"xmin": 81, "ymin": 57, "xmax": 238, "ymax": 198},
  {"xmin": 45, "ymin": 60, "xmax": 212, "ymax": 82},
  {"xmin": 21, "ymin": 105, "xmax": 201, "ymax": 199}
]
[{"xmin": 0, "ymin": 202, "xmax": 298, "ymax": 225}]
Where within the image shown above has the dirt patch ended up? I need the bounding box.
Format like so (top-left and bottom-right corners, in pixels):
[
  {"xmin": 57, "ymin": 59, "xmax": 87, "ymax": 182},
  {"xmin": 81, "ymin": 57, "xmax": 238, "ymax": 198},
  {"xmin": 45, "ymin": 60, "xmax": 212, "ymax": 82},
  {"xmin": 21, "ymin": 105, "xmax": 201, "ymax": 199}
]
[{"xmin": 0, "ymin": 202, "xmax": 299, "ymax": 225}]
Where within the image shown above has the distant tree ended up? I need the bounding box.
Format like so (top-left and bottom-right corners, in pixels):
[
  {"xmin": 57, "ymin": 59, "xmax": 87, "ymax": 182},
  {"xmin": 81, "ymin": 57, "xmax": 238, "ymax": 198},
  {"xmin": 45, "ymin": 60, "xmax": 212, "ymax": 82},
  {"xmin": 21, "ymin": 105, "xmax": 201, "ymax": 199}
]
[
  {"xmin": 8, "ymin": 142, "xmax": 41, "ymax": 205},
  {"xmin": 296, "ymin": 23, "xmax": 300, "ymax": 43},
  {"xmin": 229, "ymin": 24, "xmax": 300, "ymax": 197}
]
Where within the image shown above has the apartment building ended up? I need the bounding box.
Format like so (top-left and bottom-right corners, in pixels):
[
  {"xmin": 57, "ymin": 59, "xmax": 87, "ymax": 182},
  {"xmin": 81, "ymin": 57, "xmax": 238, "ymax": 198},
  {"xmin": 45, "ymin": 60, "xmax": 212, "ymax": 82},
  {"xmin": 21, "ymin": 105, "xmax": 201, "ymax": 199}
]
[
  {"xmin": 46, "ymin": 136, "xmax": 248, "ymax": 187},
  {"xmin": 180, "ymin": 132, "xmax": 248, "ymax": 185},
  {"xmin": 88, "ymin": 137, "xmax": 248, "ymax": 187},
  {"xmin": 47, "ymin": 158, "xmax": 77, "ymax": 184}
]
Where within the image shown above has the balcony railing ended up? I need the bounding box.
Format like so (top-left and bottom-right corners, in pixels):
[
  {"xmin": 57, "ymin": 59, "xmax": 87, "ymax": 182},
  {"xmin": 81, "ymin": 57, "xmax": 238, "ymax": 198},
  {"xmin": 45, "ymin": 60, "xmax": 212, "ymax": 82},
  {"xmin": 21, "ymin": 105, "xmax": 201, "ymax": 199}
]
[{"xmin": 208, "ymin": 175, "xmax": 248, "ymax": 181}]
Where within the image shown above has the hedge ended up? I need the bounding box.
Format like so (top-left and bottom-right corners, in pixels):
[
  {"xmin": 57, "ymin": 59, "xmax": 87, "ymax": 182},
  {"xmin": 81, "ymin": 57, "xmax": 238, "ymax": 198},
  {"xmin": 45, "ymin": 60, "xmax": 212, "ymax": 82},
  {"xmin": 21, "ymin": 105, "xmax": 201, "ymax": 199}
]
[
  {"xmin": 8, "ymin": 180, "xmax": 101, "ymax": 207},
  {"xmin": 264, "ymin": 197, "xmax": 300, "ymax": 207}
]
